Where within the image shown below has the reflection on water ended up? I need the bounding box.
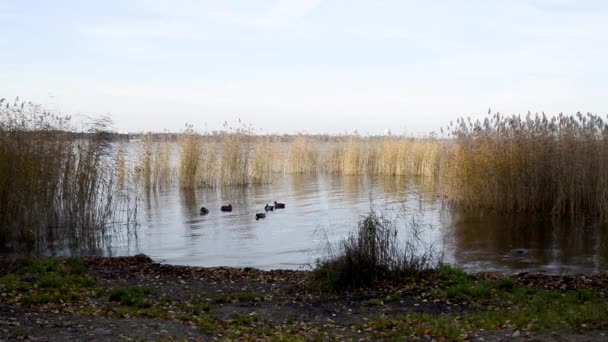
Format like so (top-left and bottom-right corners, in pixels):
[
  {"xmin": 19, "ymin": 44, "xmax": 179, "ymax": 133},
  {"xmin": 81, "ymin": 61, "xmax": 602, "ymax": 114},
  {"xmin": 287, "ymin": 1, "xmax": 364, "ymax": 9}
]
[
  {"xmin": 112, "ymin": 174, "xmax": 608, "ymax": 274},
  {"xmin": 445, "ymin": 210, "xmax": 608, "ymax": 273}
]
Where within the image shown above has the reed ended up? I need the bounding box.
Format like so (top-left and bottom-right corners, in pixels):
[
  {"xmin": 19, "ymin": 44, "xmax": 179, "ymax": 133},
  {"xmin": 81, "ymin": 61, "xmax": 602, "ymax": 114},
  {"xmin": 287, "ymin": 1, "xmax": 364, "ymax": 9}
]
[
  {"xmin": 136, "ymin": 133, "xmax": 154, "ymax": 190},
  {"xmin": 249, "ymin": 137, "xmax": 274, "ymax": 184},
  {"xmin": 135, "ymin": 133, "xmax": 173, "ymax": 191},
  {"xmin": 116, "ymin": 144, "xmax": 127, "ymax": 189},
  {"xmin": 441, "ymin": 112, "xmax": 608, "ymax": 218},
  {"xmin": 362, "ymin": 138, "xmax": 439, "ymax": 177},
  {"xmin": 287, "ymin": 136, "xmax": 319, "ymax": 173},
  {"xmin": 198, "ymin": 140, "xmax": 218, "ymax": 188},
  {"xmin": 153, "ymin": 135, "xmax": 172, "ymax": 188},
  {"xmin": 313, "ymin": 209, "xmax": 441, "ymax": 291},
  {"xmin": 178, "ymin": 128, "xmax": 203, "ymax": 189},
  {"xmin": 343, "ymin": 138, "xmax": 366, "ymax": 175},
  {"xmin": 320, "ymin": 141, "xmax": 345, "ymax": 174},
  {"xmin": 0, "ymin": 98, "xmax": 136, "ymax": 251},
  {"xmin": 219, "ymin": 132, "xmax": 250, "ymax": 186}
]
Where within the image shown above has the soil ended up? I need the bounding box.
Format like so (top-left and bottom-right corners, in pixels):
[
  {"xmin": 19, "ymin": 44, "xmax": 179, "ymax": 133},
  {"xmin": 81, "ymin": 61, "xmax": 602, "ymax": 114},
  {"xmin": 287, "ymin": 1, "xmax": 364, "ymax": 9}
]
[{"xmin": 0, "ymin": 255, "xmax": 606, "ymax": 341}]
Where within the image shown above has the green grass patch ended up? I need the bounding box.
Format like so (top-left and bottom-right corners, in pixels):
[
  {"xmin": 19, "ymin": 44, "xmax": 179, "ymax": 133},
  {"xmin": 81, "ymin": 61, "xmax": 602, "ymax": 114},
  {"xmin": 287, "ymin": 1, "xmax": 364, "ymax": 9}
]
[
  {"xmin": 107, "ymin": 286, "xmax": 153, "ymax": 308},
  {"xmin": 367, "ymin": 274, "xmax": 608, "ymax": 341},
  {"xmin": 0, "ymin": 258, "xmax": 97, "ymax": 305}
]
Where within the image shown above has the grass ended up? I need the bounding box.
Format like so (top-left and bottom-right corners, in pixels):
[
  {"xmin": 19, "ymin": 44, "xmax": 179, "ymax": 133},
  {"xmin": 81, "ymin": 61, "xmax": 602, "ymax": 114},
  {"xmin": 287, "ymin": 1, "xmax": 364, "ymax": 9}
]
[
  {"xmin": 163, "ymin": 111, "xmax": 608, "ymax": 219},
  {"xmin": 441, "ymin": 111, "xmax": 608, "ymax": 218},
  {"xmin": 107, "ymin": 286, "xmax": 153, "ymax": 308},
  {"xmin": 362, "ymin": 266, "xmax": 608, "ymax": 341},
  {"xmin": 219, "ymin": 130, "xmax": 251, "ymax": 186},
  {"xmin": 178, "ymin": 127, "xmax": 204, "ymax": 188},
  {"xmin": 313, "ymin": 211, "xmax": 441, "ymax": 291},
  {"xmin": 173, "ymin": 131, "xmax": 440, "ymax": 188},
  {"xmin": 0, "ymin": 98, "xmax": 136, "ymax": 251},
  {"xmin": 287, "ymin": 135, "xmax": 319, "ymax": 173},
  {"xmin": 0, "ymin": 258, "xmax": 96, "ymax": 305},
  {"xmin": 1, "ymin": 255, "xmax": 606, "ymax": 341}
]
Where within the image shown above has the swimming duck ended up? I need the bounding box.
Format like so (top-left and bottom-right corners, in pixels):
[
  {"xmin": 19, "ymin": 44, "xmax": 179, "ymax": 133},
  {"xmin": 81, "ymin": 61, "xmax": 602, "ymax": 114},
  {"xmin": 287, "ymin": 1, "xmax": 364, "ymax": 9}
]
[
  {"xmin": 256, "ymin": 213, "xmax": 266, "ymax": 220},
  {"xmin": 274, "ymin": 201, "xmax": 285, "ymax": 209},
  {"xmin": 200, "ymin": 207, "xmax": 209, "ymax": 215},
  {"xmin": 220, "ymin": 204, "xmax": 232, "ymax": 212},
  {"xmin": 510, "ymin": 248, "xmax": 528, "ymax": 255},
  {"xmin": 265, "ymin": 204, "xmax": 274, "ymax": 211}
]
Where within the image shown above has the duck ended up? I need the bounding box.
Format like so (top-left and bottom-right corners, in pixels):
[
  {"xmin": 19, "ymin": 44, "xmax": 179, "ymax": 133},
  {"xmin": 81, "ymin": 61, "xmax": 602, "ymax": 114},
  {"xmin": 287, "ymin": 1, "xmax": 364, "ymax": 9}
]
[
  {"xmin": 274, "ymin": 201, "xmax": 285, "ymax": 209},
  {"xmin": 220, "ymin": 204, "xmax": 233, "ymax": 212},
  {"xmin": 256, "ymin": 213, "xmax": 266, "ymax": 220},
  {"xmin": 199, "ymin": 207, "xmax": 209, "ymax": 215},
  {"xmin": 265, "ymin": 204, "xmax": 274, "ymax": 211},
  {"xmin": 510, "ymin": 248, "xmax": 528, "ymax": 256}
]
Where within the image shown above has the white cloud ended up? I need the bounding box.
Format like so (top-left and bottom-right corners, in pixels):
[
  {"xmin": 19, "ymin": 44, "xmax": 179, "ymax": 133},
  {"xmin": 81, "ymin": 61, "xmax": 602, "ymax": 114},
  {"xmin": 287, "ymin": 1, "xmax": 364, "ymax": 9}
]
[
  {"xmin": 130, "ymin": 0, "xmax": 321, "ymax": 29},
  {"xmin": 212, "ymin": 0, "xmax": 322, "ymax": 29},
  {"xmin": 82, "ymin": 21, "xmax": 205, "ymax": 41}
]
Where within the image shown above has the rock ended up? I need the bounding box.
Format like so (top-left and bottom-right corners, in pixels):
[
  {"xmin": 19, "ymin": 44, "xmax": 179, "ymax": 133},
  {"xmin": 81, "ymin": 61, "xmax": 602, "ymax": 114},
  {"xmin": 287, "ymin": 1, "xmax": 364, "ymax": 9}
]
[{"xmin": 512, "ymin": 330, "xmax": 521, "ymax": 337}]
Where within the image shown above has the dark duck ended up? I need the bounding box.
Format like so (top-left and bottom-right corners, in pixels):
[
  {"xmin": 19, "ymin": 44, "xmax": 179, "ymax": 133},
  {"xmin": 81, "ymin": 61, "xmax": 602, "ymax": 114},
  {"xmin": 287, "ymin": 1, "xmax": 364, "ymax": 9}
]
[
  {"xmin": 274, "ymin": 201, "xmax": 285, "ymax": 209},
  {"xmin": 220, "ymin": 204, "xmax": 232, "ymax": 212}
]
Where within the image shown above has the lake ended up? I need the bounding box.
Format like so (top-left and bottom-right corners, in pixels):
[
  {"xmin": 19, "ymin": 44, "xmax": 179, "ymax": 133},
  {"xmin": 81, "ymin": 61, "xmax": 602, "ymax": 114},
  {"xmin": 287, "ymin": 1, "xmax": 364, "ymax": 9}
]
[{"xmin": 112, "ymin": 172, "xmax": 608, "ymax": 274}]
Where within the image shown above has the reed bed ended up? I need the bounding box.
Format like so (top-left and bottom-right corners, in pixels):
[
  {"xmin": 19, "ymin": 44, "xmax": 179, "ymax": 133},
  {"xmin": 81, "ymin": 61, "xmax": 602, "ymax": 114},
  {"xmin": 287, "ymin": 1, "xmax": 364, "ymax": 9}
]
[
  {"xmin": 441, "ymin": 112, "xmax": 608, "ymax": 218},
  {"xmin": 249, "ymin": 137, "xmax": 275, "ymax": 184},
  {"xmin": 0, "ymin": 98, "xmax": 136, "ymax": 251},
  {"xmin": 219, "ymin": 132, "xmax": 250, "ymax": 186},
  {"xmin": 116, "ymin": 144, "xmax": 127, "ymax": 189},
  {"xmin": 151, "ymin": 112, "xmax": 608, "ymax": 219},
  {"xmin": 174, "ymin": 132, "xmax": 439, "ymax": 188},
  {"xmin": 287, "ymin": 136, "xmax": 319, "ymax": 173},
  {"xmin": 313, "ymin": 137, "xmax": 438, "ymax": 177},
  {"xmin": 178, "ymin": 129, "xmax": 204, "ymax": 189},
  {"xmin": 153, "ymin": 134, "xmax": 172, "ymax": 188},
  {"xmin": 136, "ymin": 133, "xmax": 173, "ymax": 191},
  {"xmin": 370, "ymin": 139, "xmax": 440, "ymax": 176},
  {"xmin": 177, "ymin": 128, "xmax": 275, "ymax": 189}
]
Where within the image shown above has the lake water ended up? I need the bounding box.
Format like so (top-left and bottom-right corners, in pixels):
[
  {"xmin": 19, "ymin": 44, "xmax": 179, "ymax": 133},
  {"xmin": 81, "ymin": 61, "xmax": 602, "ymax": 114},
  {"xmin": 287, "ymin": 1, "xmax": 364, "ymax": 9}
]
[{"xmin": 113, "ymin": 172, "xmax": 608, "ymax": 274}]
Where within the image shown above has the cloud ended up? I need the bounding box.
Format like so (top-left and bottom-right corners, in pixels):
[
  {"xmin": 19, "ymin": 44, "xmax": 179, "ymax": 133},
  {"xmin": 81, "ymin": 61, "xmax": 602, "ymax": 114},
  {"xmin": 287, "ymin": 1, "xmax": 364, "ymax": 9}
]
[
  {"xmin": 131, "ymin": 0, "xmax": 321, "ymax": 29},
  {"xmin": 82, "ymin": 21, "xmax": 205, "ymax": 41},
  {"xmin": 212, "ymin": 0, "xmax": 322, "ymax": 29},
  {"xmin": 81, "ymin": 0, "xmax": 322, "ymax": 45}
]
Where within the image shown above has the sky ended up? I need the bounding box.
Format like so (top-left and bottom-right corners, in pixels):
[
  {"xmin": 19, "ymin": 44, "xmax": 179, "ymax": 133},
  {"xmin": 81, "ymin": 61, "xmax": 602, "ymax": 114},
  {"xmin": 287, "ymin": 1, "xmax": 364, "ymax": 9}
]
[{"xmin": 1, "ymin": 0, "xmax": 607, "ymax": 135}]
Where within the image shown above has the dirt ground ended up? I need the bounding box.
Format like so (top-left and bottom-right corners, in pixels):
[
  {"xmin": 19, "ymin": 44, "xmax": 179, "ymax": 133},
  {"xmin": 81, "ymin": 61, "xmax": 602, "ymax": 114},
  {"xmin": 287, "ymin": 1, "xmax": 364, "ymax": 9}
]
[{"xmin": 0, "ymin": 255, "xmax": 606, "ymax": 341}]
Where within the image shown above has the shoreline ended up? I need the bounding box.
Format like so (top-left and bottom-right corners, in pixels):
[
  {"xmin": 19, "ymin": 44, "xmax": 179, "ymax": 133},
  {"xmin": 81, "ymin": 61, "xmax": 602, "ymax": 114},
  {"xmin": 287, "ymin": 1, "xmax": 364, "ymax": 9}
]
[{"xmin": 1, "ymin": 254, "xmax": 607, "ymax": 341}]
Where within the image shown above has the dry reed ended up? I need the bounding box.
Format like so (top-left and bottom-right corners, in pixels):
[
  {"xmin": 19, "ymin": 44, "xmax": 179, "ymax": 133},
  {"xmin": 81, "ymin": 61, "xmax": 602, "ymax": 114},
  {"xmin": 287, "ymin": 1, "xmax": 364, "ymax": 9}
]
[
  {"xmin": 441, "ymin": 112, "xmax": 608, "ymax": 218},
  {"xmin": 287, "ymin": 136, "xmax": 319, "ymax": 173},
  {"xmin": 0, "ymin": 98, "xmax": 136, "ymax": 251}
]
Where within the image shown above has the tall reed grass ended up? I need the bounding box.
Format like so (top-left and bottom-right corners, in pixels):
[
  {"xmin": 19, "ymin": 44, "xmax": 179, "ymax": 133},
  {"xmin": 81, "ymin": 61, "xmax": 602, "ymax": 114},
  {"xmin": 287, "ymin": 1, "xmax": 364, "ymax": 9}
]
[
  {"xmin": 177, "ymin": 125, "xmax": 275, "ymax": 189},
  {"xmin": 219, "ymin": 132, "xmax": 250, "ymax": 186},
  {"xmin": 174, "ymin": 131, "xmax": 440, "ymax": 188},
  {"xmin": 170, "ymin": 111, "xmax": 608, "ymax": 219},
  {"xmin": 441, "ymin": 112, "xmax": 608, "ymax": 218},
  {"xmin": 249, "ymin": 138, "xmax": 275, "ymax": 184},
  {"xmin": 178, "ymin": 127, "xmax": 204, "ymax": 189},
  {"xmin": 136, "ymin": 133, "xmax": 172, "ymax": 191},
  {"xmin": 0, "ymin": 98, "xmax": 136, "ymax": 252},
  {"xmin": 287, "ymin": 136, "xmax": 319, "ymax": 173}
]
